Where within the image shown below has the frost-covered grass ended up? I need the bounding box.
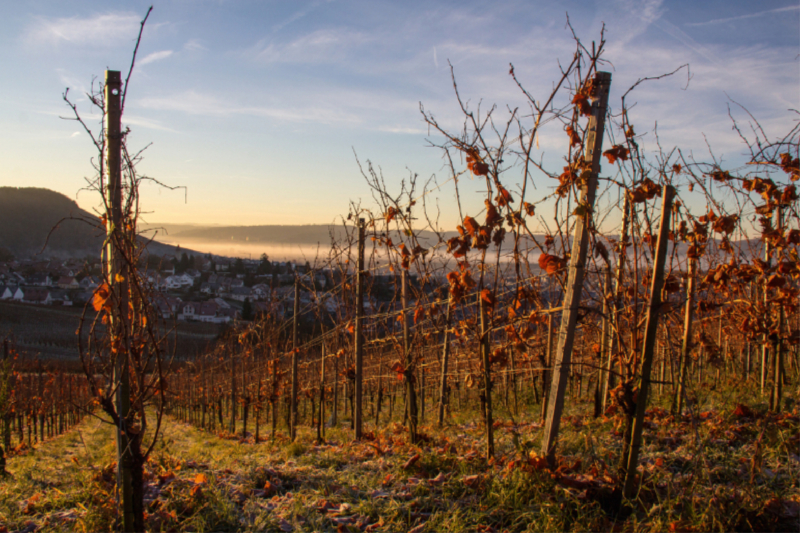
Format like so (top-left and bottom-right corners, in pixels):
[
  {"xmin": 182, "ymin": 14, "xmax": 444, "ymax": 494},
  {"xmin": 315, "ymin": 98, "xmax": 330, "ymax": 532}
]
[{"xmin": 1, "ymin": 380, "xmax": 798, "ymax": 532}]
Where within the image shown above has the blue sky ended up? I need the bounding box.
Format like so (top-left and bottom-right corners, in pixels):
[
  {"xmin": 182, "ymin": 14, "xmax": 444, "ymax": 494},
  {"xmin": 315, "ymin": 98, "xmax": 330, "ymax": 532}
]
[{"xmin": 1, "ymin": 0, "xmax": 798, "ymax": 228}]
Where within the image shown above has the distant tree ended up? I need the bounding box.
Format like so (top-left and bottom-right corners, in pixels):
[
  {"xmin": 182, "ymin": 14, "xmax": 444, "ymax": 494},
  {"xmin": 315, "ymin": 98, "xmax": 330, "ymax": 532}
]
[
  {"xmin": 234, "ymin": 258, "xmax": 245, "ymax": 275},
  {"xmin": 145, "ymin": 254, "xmax": 162, "ymax": 270},
  {"xmin": 244, "ymin": 272, "xmax": 256, "ymax": 287},
  {"xmin": 176, "ymin": 252, "xmax": 190, "ymax": 273},
  {"xmin": 257, "ymin": 253, "xmax": 272, "ymax": 275},
  {"xmin": 0, "ymin": 247, "xmax": 15, "ymax": 262},
  {"xmin": 242, "ymin": 298, "xmax": 253, "ymax": 321}
]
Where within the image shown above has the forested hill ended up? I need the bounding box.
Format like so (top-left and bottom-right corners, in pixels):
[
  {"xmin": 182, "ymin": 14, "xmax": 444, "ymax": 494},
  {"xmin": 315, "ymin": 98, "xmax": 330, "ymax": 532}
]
[
  {"xmin": 0, "ymin": 187, "xmax": 187, "ymax": 259},
  {"xmin": 0, "ymin": 187, "xmax": 104, "ymax": 258}
]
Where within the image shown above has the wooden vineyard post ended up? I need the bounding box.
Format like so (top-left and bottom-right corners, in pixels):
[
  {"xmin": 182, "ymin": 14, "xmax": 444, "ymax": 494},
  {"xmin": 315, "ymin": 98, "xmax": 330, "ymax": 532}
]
[
  {"xmin": 0, "ymin": 339, "xmax": 9, "ymax": 475},
  {"xmin": 332, "ymin": 347, "xmax": 339, "ymax": 427},
  {"xmin": 230, "ymin": 353, "xmax": 236, "ymax": 434},
  {"xmin": 602, "ymin": 196, "xmax": 630, "ymax": 411},
  {"xmin": 745, "ymin": 342, "xmax": 751, "ymax": 381},
  {"xmin": 104, "ymin": 69, "xmax": 138, "ymax": 532},
  {"xmin": 761, "ymin": 217, "xmax": 773, "ymax": 396},
  {"xmin": 255, "ymin": 376, "xmax": 261, "ymax": 443},
  {"xmin": 290, "ymin": 276, "xmax": 299, "ymax": 441},
  {"xmin": 3, "ymin": 340, "xmax": 10, "ymax": 454},
  {"xmin": 318, "ymin": 342, "xmax": 326, "ymax": 442},
  {"xmin": 771, "ymin": 206, "xmax": 785, "ymax": 412},
  {"xmin": 354, "ymin": 219, "xmax": 365, "ymax": 439},
  {"xmin": 271, "ymin": 355, "xmax": 278, "ymax": 440},
  {"xmin": 420, "ymin": 357, "xmax": 425, "ymax": 424},
  {"xmin": 438, "ymin": 300, "xmax": 452, "ymax": 427},
  {"xmin": 541, "ymin": 313, "xmax": 554, "ymax": 422},
  {"xmin": 241, "ymin": 352, "xmax": 249, "ymax": 438},
  {"xmin": 200, "ymin": 356, "xmax": 207, "ymax": 429},
  {"xmin": 479, "ymin": 292, "xmax": 494, "ymax": 459},
  {"xmin": 375, "ymin": 348, "xmax": 383, "ymax": 427},
  {"xmin": 599, "ymin": 268, "xmax": 612, "ymax": 412},
  {"xmin": 622, "ymin": 184, "xmax": 675, "ymax": 498},
  {"xmin": 402, "ymin": 270, "xmax": 418, "ymax": 443},
  {"xmin": 541, "ymin": 71, "xmax": 611, "ymax": 463}
]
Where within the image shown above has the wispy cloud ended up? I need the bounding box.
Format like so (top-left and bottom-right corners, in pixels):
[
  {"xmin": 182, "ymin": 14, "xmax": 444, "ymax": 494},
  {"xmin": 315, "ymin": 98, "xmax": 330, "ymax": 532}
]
[
  {"xmin": 273, "ymin": 0, "xmax": 335, "ymax": 32},
  {"xmin": 183, "ymin": 39, "xmax": 206, "ymax": 52},
  {"xmin": 123, "ymin": 115, "xmax": 178, "ymax": 133},
  {"xmin": 652, "ymin": 18, "xmax": 720, "ymax": 65},
  {"xmin": 140, "ymin": 50, "xmax": 173, "ymax": 65},
  {"xmin": 592, "ymin": 0, "xmax": 665, "ymax": 46},
  {"xmin": 247, "ymin": 28, "xmax": 372, "ymax": 64},
  {"xmin": 686, "ymin": 5, "xmax": 800, "ymax": 27},
  {"xmin": 56, "ymin": 68, "xmax": 91, "ymax": 96},
  {"xmin": 376, "ymin": 125, "xmax": 428, "ymax": 135},
  {"xmin": 138, "ymin": 90, "xmax": 363, "ymax": 125},
  {"xmin": 25, "ymin": 12, "xmax": 141, "ymax": 46}
]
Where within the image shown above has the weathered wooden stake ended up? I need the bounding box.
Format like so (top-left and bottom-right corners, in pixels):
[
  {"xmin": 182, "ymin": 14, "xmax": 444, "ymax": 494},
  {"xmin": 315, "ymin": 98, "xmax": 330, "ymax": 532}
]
[
  {"xmin": 318, "ymin": 342, "xmax": 326, "ymax": 442},
  {"xmin": 0, "ymin": 339, "xmax": 9, "ymax": 475},
  {"xmin": 354, "ymin": 219, "xmax": 365, "ymax": 439},
  {"xmin": 332, "ymin": 347, "xmax": 339, "ymax": 427},
  {"xmin": 402, "ymin": 270, "xmax": 418, "ymax": 443},
  {"xmin": 771, "ymin": 206, "xmax": 785, "ymax": 412},
  {"xmin": 622, "ymin": 184, "xmax": 675, "ymax": 498},
  {"xmin": 674, "ymin": 256, "xmax": 697, "ymax": 415},
  {"xmin": 479, "ymin": 292, "xmax": 494, "ymax": 459},
  {"xmin": 541, "ymin": 71, "xmax": 612, "ymax": 463},
  {"xmin": 230, "ymin": 353, "xmax": 236, "ymax": 434},
  {"xmin": 290, "ymin": 277, "xmax": 299, "ymax": 441},
  {"xmin": 271, "ymin": 356, "xmax": 278, "ymax": 440},
  {"xmin": 600, "ymin": 268, "xmax": 613, "ymax": 412},
  {"xmin": 761, "ymin": 222, "xmax": 773, "ymax": 396},
  {"xmin": 541, "ymin": 313, "xmax": 554, "ymax": 422},
  {"xmin": 103, "ymin": 69, "xmax": 139, "ymax": 532}
]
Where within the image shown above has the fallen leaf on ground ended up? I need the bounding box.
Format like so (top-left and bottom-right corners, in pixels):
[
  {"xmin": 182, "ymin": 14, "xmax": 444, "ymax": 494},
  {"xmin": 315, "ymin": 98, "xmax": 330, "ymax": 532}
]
[
  {"xmin": 408, "ymin": 522, "xmax": 427, "ymax": 533},
  {"xmin": 403, "ymin": 453, "xmax": 421, "ymax": 469}
]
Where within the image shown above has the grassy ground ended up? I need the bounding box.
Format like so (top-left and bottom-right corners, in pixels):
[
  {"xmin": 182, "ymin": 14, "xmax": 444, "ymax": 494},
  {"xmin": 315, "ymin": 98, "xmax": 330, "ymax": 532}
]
[{"xmin": 1, "ymin": 381, "xmax": 798, "ymax": 532}]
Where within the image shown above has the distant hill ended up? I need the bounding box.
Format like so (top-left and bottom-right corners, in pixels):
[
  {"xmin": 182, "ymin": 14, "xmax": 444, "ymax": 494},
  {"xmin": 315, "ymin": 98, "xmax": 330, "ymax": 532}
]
[
  {"xmin": 0, "ymin": 187, "xmax": 191, "ymax": 260},
  {"xmin": 0, "ymin": 187, "xmax": 105, "ymax": 258}
]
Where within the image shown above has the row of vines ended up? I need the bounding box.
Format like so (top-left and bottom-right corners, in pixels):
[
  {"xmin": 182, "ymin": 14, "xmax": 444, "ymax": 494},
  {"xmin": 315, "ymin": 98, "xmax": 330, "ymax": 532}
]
[{"xmin": 160, "ymin": 35, "xmax": 799, "ymax": 501}]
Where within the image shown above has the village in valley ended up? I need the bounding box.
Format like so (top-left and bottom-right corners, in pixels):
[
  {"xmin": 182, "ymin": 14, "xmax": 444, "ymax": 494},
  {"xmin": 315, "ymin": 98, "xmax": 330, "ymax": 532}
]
[{"xmin": 0, "ymin": 250, "xmax": 397, "ymax": 327}]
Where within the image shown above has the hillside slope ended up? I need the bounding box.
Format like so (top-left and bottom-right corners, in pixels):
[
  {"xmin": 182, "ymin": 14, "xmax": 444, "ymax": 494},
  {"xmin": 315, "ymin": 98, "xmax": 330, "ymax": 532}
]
[
  {"xmin": 0, "ymin": 187, "xmax": 103, "ymax": 258},
  {"xmin": 0, "ymin": 187, "xmax": 193, "ymax": 259}
]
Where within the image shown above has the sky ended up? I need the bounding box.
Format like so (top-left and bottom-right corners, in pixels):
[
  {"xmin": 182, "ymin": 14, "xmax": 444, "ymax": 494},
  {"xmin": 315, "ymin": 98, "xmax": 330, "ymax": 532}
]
[{"xmin": 1, "ymin": 0, "xmax": 798, "ymax": 230}]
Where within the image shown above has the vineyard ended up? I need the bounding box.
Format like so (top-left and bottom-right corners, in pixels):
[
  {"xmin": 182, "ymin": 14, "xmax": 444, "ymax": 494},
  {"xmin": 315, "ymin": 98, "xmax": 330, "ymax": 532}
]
[
  {"xmin": 1, "ymin": 19, "xmax": 799, "ymax": 533},
  {"xmin": 0, "ymin": 339, "xmax": 93, "ymax": 468}
]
